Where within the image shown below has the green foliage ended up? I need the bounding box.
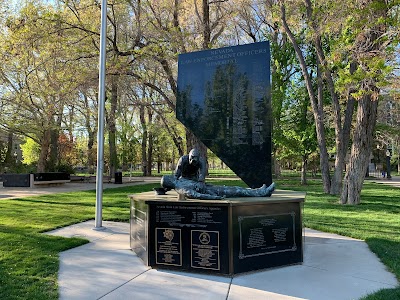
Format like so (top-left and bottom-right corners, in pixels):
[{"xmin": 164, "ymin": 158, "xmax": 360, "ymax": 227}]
[
  {"xmin": 275, "ymin": 79, "xmax": 318, "ymax": 168},
  {"xmin": 0, "ymin": 140, "xmax": 7, "ymax": 165},
  {"xmin": 54, "ymin": 163, "xmax": 75, "ymax": 174},
  {"xmin": 269, "ymin": 33, "xmax": 298, "ymax": 152},
  {"xmin": 20, "ymin": 138, "xmax": 39, "ymax": 166},
  {"xmin": 329, "ymin": 1, "xmax": 398, "ymax": 98}
]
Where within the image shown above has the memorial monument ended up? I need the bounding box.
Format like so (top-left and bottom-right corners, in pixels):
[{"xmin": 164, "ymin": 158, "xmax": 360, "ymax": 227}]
[{"xmin": 130, "ymin": 42, "xmax": 305, "ymax": 275}]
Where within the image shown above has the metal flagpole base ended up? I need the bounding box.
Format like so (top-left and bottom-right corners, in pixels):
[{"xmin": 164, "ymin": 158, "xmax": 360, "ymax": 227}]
[{"xmin": 92, "ymin": 226, "xmax": 107, "ymax": 231}]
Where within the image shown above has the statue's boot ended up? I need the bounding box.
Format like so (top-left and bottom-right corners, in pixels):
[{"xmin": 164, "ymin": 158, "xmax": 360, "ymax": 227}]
[{"xmin": 255, "ymin": 182, "xmax": 275, "ymax": 197}]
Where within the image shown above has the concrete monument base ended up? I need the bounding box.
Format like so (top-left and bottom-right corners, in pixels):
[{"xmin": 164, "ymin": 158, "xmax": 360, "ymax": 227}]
[{"xmin": 130, "ymin": 190, "xmax": 305, "ymax": 275}]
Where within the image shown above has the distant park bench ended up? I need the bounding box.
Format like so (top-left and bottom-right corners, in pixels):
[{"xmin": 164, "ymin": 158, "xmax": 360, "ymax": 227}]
[
  {"xmin": 2, "ymin": 173, "xmax": 116, "ymax": 187},
  {"xmin": 31, "ymin": 173, "xmax": 71, "ymax": 187},
  {"xmin": 1, "ymin": 173, "xmax": 70, "ymax": 188}
]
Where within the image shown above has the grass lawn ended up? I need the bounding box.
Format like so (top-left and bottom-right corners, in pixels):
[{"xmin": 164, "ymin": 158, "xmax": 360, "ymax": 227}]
[{"xmin": 0, "ymin": 179, "xmax": 399, "ymax": 299}]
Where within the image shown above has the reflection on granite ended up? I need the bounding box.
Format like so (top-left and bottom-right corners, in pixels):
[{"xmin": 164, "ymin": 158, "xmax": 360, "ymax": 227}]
[{"xmin": 177, "ymin": 42, "xmax": 272, "ymax": 188}]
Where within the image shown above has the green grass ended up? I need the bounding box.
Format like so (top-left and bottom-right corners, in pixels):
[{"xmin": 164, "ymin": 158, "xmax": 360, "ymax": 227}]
[
  {"xmin": 0, "ymin": 183, "xmax": 159, "ymax": 300},
  {"xmin": 0, "ymin": 179, "xmax": 399, "ymax": 299}
]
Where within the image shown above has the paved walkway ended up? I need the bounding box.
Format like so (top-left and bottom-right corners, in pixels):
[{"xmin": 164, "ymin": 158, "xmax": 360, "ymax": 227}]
[
  {"xmin": 0, "ymin": 177, "xmax": 160, "ymax": 199},
  {"xmin": 46, "ymin": 220, "xmax": 398, "ymax": 300},
  {"xmin": 368, "ymin": 175, "xmax": 400, "ymax": 188}
]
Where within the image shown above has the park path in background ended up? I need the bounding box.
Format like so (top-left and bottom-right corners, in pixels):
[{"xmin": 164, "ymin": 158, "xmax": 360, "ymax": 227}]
[
  {"xmin": 0, "ymin": 177, "xmax": 160, "ymax": 200},
  {"xmin": 368, "ymin": 175, "xmax": 400, "ymax": 188},
  {"xmin": 1, "ymin": 175, "xmax": 399, "ymax": 200}
]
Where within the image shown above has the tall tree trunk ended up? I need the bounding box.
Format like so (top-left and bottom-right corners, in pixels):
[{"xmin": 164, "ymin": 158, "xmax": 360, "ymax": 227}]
[
  {"xmin": 83, "ymin": 93, "xmax": 95, "ymax": 173},
  {"xmin": 341, "ymin": 95, "xmax": 378, "ymax": 204},
  {"xmin": 147, "ymin": 131, "xmax": 153, "ymax": 176},
  {"xmin": 316, "ymin": 58, "xmax": 331, "ymax": 191},
  {"xmin": 108, "ymin": 76, "xmax": 118, "ymax": 178},
  {"xmin": 280, "ymin": 3, "xmax": 331, "ymax": 193},
  {"xmin": 37, "ymin": 129, "xmax": 51, "ymax": 172},
  {"xmin": 305, "ymin": 0, "xmax": 347, "ymax": 194},
  {"xmin": 48, "ymin": 128, "xmax": 58, "ymax": 171},
  {"xmin": 87, "ymin": 131, "xmax": 95, "ymax": 174},
  {"xmin": 329, "ymin": 62, "xmax": 357, "ymax": 195},
  {"xmin": 67, "ymin": 105, "xmax": 75, "ymax": 143},
  {"xmin": 139, "ymin": 104, "xmax": 148, "ymax": 176},
  {"xmin": 330, "ymin": 95, "xmax": 355, "ymax": 194},
  {"xmin": 301, "ymin": 155, "xmax": 307, "ymax": 185},
  {"xmin": 340, "ymin": 0, "xmax": 387, "ymax": 204},
  {"xmin": 4, "ymin": 131, "xmax": 13, "ymax": 165},
  {"xmin": 397, "ymin": 154, "xmax": 400, "ymax": 174},
  {"xmin": 157, "ymin": 111, "xmax": 184, "ymax": 156},
  {"xmin": 273, "ymin": 156, "xmax": 281, "ymax": 178},
  {"xmin": 157, "ymin": 153, "xmax": 162, "ymax": 174},
  {"xmin": 146, "ymin": 109, "xmax": 154, "ymax": 176},
  {"xmin": 202, "ymin": 0, "xmax": 211, "ymax": 49},
  {"xmin": 48, "ymin": 114, "xmax": 62, "ymax": 171}
]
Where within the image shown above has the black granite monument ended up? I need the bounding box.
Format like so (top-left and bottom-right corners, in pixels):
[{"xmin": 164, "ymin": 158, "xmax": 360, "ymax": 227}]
[
  {"xmin": 176, "ymin": 42, "xmax": 272, "ymax": 188},
  {"xmin": 130, "ymin": 42, "xmax": 305, "ymax": 275}
]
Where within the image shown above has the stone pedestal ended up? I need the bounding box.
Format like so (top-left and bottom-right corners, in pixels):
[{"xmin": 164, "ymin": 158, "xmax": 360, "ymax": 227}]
[{"xmin": 130, "ymin": 190, "xmax": 305, "ymax": 275}]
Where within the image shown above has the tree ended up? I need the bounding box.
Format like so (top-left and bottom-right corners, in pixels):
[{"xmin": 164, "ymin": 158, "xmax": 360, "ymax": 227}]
[
  {"xmin": 278, "ymin": 82, "xmax": 318, "ymax": 184},
  {"xmin": 301, "ymin": 0, "xmax": 356, "ymax": 195},
  {"xmin": 340, "ymin": 0, "xmax": 397, "ymax": 204},
  {"xmin": 20, "ymin": 137, "xmax": 40, "ymax": 166},
  {"xmin": 0, "ymin": 2, "xmax": 86, "ymax": 172},
  {"xmin": 279, "ymin": 1, "xmax": 331, "ymax": 193},
  {"xmin": 138, "ymin": 0, "xmax": 234, "ymax": 161},
  {"xmin": 266, "ymin": 0, "xmax": 398, "ymax": 203}
]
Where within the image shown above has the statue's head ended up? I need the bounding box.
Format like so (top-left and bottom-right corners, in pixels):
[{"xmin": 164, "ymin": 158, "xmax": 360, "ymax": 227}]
[
  {"xmin": 161, "ymin": 175, "xmax": 175, "ymax": 189},
  {"xmin": 189, "ymin": 148, "xmax": 200, "ymax": 166}
]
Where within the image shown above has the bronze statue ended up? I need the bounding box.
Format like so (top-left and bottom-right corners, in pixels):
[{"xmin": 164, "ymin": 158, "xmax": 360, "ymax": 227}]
[
  {"xmin": 174, "ymin": 148, "xmax": 206, "ymax": 182},
  {"xmin": 161, "ymin": 175, "xmax": 275, "ymax": 200}
]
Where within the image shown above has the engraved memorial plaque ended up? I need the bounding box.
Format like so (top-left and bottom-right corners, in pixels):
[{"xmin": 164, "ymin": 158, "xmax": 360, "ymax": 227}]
[
  {"xmin": 177, "ymin": 42, "xmax": 272, "ymax": 188},
  {"xmin": 232, "ymin": 201, "xmax": 303, "ymax": 273},
  {"xmin": 130, "ymin": 198, "xmax": 148, "ymax": 264},
  {"xmin": 131, "ymin": 207, "xmax": 147, "ymax": 251},
  {"xmin": 191, "ymin": 230, "xmax": 220, "ymax": 270},
  {"xmin": 238, "ymin": 213, "xmax": 297, "ymax": 259},
  {"xmin": 156, "ymin": 228, "xmax": 182, "ymax": 266},
  {"xmin": 147, "ymin": 201, "xmax": 230, "ymax": 273}
]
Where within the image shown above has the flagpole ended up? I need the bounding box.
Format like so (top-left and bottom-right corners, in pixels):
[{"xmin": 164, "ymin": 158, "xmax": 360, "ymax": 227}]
[{"xmin": 95, "ymin": 0, "xmax": 107, "ymax": 229}]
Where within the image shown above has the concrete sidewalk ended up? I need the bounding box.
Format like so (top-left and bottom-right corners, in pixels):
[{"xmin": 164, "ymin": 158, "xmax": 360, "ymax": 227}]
[
  {"xmin": 46, "ymin": 220, "xmax": 398, "ymax": 300},
  {"xmin": 368, "ymin": 175, "xmax": 400, "ymax": 188}
]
